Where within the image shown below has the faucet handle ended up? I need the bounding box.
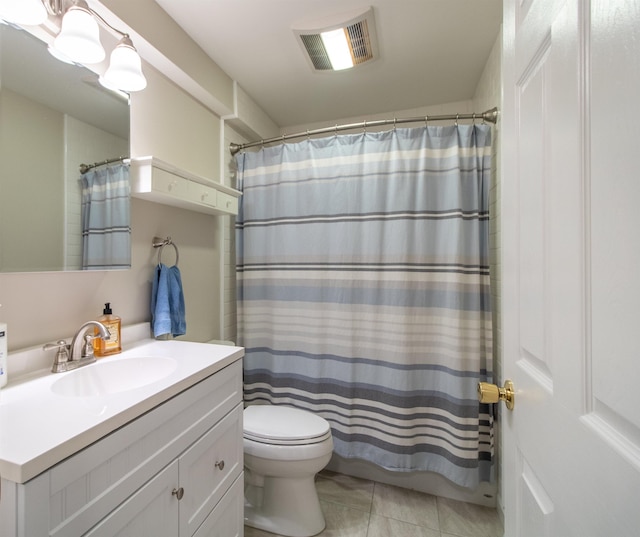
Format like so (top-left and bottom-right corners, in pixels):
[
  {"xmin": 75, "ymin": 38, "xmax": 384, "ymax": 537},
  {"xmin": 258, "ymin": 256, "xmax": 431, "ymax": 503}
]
[
  {"xmin": 82, "ymin": 334, "xmax": 97, "ymax": 359},
  {"xmin": 43, "ymin": 340, "xmax": 70, "ymax": 372},
  {"xmin": 43, "ymin": 339, "xmax": 68, "ymax": 353}
]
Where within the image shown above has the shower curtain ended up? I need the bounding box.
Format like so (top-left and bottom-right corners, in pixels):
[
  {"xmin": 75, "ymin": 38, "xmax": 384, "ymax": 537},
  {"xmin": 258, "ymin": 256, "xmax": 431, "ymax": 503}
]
[
  {"xmin": 81, "ymin": 163, "xmax": 131, "ymax": 270},
  {"xmin": 235, "ymin": 124, "xmax": 494, "ymax": 488}
]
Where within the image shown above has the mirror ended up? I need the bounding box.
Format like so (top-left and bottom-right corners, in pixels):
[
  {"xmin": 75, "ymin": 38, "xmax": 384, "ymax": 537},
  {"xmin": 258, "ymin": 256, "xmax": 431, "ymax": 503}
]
[{"xmin": 0, "ymin": 22, "xmax": 130, "ymax": 272}]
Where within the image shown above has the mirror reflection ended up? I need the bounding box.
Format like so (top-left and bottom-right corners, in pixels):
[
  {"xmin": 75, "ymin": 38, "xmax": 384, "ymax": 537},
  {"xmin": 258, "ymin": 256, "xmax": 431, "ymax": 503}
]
[{"xmin": 0, "ymin": 22, "xmax": 130, "ymax": 273}]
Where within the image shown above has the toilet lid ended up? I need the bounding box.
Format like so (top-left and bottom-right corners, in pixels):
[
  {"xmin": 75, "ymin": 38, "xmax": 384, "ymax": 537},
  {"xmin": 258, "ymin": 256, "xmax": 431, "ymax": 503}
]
[{"xmin": 243, "ymin": 405, "xmax": 331, "ymax": 445}]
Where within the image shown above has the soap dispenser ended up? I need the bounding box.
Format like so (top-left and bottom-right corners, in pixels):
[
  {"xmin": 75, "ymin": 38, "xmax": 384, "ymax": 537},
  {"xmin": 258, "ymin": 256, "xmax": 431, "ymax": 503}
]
[{"xmin": 94, "ymin": 303, "xmax": 122, "ymax": 357}]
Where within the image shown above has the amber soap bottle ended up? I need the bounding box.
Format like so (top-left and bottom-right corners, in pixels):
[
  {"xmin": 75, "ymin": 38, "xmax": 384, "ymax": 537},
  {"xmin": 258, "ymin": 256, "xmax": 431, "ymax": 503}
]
[{"xmin": 94, "ymin": 302, "xmax": 122, "ymax": 357}]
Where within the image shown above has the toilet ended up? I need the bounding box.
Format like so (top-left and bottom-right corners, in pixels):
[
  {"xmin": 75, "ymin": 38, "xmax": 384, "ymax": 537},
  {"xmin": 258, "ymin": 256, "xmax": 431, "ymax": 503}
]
[{"xmin": 243, "ymin": 405, "xmax": 334, "ymax": 537}]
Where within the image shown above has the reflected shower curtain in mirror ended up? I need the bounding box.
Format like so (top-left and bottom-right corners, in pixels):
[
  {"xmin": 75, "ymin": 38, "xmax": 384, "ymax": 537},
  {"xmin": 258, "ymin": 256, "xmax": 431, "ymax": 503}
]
[
  {"xmin": 235, "ymin": 124, "xmax": 494, "ymax": 488},
  {"xmin": 81, "ymin": 163, "xmax": 131, "ymax": 270}
]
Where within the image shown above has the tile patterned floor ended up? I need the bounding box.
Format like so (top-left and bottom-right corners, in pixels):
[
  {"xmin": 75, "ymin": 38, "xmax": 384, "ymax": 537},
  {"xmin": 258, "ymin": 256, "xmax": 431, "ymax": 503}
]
[{"xmin": 244, "ymin": 470, "xmax": 504, "ymax": 537}]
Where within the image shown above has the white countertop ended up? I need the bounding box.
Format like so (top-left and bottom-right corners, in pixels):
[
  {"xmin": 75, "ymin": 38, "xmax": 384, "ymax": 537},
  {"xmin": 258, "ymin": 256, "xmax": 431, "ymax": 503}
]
[{"xmin": 0, "ymin": 337, "xmax": 244, "ymax": 484}]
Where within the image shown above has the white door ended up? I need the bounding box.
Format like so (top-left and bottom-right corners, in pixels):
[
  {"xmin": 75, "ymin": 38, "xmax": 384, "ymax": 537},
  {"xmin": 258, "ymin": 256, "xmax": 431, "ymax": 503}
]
[{"xmin": 501, "ymin": 0, "xmax": 640, "ymax": 535}]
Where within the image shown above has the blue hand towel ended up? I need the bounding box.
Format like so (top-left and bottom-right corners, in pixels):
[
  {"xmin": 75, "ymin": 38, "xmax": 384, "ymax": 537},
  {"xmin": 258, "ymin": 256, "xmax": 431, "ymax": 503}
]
[
  {"xmin": 168, "ymin": 265, "xmax": 186, "ymax": 337},
  {"xmin": 151, "ymin": 263, "xmax": 186, "ymax": 337}
]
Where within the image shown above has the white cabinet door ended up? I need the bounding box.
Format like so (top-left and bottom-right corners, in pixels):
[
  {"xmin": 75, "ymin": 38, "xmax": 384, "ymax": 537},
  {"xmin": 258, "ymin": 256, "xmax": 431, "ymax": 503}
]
[
  {"xmin": 85, "ymin": 461, "xmax": 179, "ymax": 537},
  {"xmin": 179, "ymin": 404, "xmax": 243, "ymax": 537},
  {"xmin": 192, "ymin": 475, "xmax": 244, "ymax": 537},
  {"xmin": 501, "ymin": 0, "xmax": 640, "ymax": 535}
]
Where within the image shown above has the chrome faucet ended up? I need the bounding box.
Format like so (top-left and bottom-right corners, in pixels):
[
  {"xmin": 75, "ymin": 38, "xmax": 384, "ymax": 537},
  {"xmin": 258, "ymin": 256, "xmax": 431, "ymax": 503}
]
[{"xmin": 43, "ymin": 321, "xmax": 111, "ymax": 373}]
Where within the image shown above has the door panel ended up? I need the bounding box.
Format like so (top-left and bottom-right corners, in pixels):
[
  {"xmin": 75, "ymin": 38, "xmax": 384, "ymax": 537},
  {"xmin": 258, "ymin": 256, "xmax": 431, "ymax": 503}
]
[
  {"xmin": 590, "ymin": 0, "xmax": 640, "ymax": 444},
  {"xmin": 502, "ymin": 0, "xmax": 640, "ymax": 534},
  {"xmin": 517, "ymin": 456, "xmax": 554, "ymax": 537}
]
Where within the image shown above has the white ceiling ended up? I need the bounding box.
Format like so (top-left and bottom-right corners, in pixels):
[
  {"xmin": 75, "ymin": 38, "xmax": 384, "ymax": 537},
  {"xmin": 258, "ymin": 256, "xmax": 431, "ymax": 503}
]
[{"xmin": 154, "ymin": 0, "xmax": 503, "ymax": 128}]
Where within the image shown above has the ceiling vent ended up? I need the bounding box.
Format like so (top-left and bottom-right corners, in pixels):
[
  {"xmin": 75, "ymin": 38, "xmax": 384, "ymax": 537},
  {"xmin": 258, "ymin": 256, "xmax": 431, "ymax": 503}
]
[{"xmin": 293, "ymin": 7, "xmax": 378, "ymax": 72}]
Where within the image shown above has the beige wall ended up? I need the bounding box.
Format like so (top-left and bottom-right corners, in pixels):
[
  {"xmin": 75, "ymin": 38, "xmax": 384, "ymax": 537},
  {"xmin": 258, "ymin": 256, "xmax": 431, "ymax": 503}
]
[
  {"xmin": 473, "ymin": 29, "xmax": 502, "ymax": 387},
  {"xmin": 472, "ymin": 29, "xmax": 503, "ymax": 513},
  {"xmin": 129, "ymin": 65, "xmax": 221, "ymax": 181},
  {"xmin": 0, "ymin": 89, "xmax": 64, "ymax": 272},
  {"xmin": 0, "ymin": 14, "xmax": 226, "ymax": 351},
  {"xmin": 221, "ymin": 126, "xmax": 252, "ymax": 343},
  {"xmin": 100, "ymin": 0, "xmax": 234, "ymax": 114}
]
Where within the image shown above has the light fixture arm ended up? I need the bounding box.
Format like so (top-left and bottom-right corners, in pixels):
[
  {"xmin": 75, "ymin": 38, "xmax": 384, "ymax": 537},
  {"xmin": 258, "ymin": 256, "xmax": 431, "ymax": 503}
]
[{"xmin": 42, "ymin": 0, "xmax": 62, "ymax": 17}]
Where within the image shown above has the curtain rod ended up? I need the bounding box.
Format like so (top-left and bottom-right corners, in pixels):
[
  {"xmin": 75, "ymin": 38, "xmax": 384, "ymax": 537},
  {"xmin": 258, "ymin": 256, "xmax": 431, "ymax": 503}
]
[
  {"xmin": 79, "ymin": 156, "xmax": 130, "ymax": 174},
  {"xmin": 230, "ymin": 107, "xmax": 498, "ymax": 155}
]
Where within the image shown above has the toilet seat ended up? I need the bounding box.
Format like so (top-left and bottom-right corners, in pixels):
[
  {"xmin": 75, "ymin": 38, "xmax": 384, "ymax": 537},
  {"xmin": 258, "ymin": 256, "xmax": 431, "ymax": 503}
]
[{"xmin": 244, "ymin": 405, "xmax": 332, "ymax": 445}]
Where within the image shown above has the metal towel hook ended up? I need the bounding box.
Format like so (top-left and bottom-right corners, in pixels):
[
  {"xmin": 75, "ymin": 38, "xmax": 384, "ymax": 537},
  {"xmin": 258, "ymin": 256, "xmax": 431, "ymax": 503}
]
[{"xmin": 152, "ymin": 236, "xmax": 179, "ymax": 266}]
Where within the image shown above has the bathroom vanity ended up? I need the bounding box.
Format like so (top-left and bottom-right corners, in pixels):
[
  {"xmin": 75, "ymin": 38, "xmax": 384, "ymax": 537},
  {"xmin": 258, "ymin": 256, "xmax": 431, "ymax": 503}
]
[{"xmin": 0, "ymin": 334, "xmax": 244, "ymax": 537}]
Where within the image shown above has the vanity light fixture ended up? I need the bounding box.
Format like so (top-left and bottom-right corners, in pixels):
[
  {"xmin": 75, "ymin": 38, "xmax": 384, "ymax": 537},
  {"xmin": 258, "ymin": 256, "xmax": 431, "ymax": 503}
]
[
  {"xmin": 294, "ymin": 6, "xmax": 378, "ymax": 72},
  {"xmin": 99, "ymin": 35, "xmax": 146, "ymax": 92},
  {"xmin": 53, "ymin": 0, "xmax": 105, "ymax": 64},
  {"xmin": 0, "ymin": 0, "xmax": 146, "ymax": 92}
]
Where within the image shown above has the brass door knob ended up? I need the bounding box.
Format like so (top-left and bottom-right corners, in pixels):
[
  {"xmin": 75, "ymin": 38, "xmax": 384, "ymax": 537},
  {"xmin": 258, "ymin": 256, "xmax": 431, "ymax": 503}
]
[{"xmin": 478, "ymin": 380, "xmax": 515, "ymax": 410}]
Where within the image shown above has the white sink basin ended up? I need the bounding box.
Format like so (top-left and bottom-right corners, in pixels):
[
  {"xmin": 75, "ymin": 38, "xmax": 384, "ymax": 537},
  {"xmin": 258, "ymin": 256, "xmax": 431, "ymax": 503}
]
[{"xmin": 51, "ymin": 356, "xmax": 178, "ymax": 397}]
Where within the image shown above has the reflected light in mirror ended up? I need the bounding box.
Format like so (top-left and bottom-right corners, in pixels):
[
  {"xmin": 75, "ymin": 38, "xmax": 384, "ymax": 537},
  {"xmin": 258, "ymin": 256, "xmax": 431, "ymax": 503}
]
[{"xmin": 0, "ymin": 0, "xmax": 47, "ymax": 25}]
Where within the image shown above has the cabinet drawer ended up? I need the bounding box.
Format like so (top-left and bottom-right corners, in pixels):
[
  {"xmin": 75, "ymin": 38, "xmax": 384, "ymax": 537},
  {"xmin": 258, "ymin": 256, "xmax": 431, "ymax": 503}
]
[
  {"xmin": 187, "ymin": 183, "xmax": 218, "ymax": 209},
  {"xmin": 180, "ymin": 403, "xmax": 243, "ymax": 536},
  {"xmin": 152, "ymin": 168, "xmax": 190, "ymax": 200},
  {"xmin": 193, "ymin": 473, "xmax": 244, "ymax": 537},
  {"xmin": 216, "ymin": 191, "xmax": 238, "ymax": 214}
]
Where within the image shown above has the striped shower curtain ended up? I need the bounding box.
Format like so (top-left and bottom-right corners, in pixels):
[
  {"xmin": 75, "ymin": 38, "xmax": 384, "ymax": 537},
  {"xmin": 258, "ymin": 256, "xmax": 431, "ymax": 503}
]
[
  {"xmin": 81, "ymin": 163, "xmax": 131, "ymax": 270},
  {"xmin": 235, "ymin": 124, "xmax": 494, "ymax": 488}
]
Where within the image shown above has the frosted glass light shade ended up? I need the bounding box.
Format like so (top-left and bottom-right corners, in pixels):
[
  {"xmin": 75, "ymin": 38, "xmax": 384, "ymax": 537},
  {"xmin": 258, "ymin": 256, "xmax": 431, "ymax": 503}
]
[
  {"xmin": 53, "ymin": 6, "xmax": 105, "ymax": 64},
  {"xmin": 321, "ymin": 29, "xmax": 354, "ymax": 70},
  {"xmin": 100, "ymin": 38, "xmax": 146, "ymax": 92},
  {"xmin": 0, "ymin": 0, "xmax": 47, "ymax": 25}
]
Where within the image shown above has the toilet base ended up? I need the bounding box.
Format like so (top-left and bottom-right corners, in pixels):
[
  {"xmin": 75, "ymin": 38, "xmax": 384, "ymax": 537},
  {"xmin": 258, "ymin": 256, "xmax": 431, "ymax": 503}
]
[{"xmin": 244, "ymin": 475, "xmax": 326, "ymax": 537}]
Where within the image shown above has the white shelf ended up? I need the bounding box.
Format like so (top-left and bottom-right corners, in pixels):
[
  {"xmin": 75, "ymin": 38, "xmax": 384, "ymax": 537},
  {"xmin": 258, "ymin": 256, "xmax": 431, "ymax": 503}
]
[{"xmin": 130, "ymin": 156, "xmax": 241, "ymax": 216}]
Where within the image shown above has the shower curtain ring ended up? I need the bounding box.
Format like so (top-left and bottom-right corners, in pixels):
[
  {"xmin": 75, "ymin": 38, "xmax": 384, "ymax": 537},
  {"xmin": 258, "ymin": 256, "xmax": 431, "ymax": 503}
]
[
  {"xmin": 363, "ymin": 120, "xmax": 367, "ymax": 133},
  {"xmin": 472, "ymin": 113, "xmax": 476, "ymax": 125},
  {"xmin": 393, "ymin": 118, "xmax": 397, "ymax": 131},
  {"xmin": 455, "ymin": 114, "xmax": 459, "ymax": 127},
  {"xmin": 424, "ymin": 115, "xmax": 429, "ymax": 126}
]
